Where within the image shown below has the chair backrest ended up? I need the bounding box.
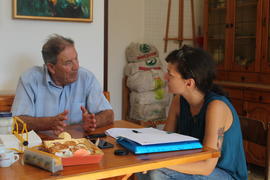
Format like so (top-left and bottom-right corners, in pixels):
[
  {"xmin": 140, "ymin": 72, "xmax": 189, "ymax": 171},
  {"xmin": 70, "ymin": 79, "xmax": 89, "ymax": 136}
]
[
  {"xmin": 122, "ymin": 76, "xmax": 129, "ymax": 120},
  {"xmin": 240, "ymin": 117, "xmax": 270, "ymax": 180},
  {"xmin": 0, "ymin": 94, "xmax": 15, "ymax": 112},
  {"xmin": 103, "ymin": 91, "xmax": 110, "ymax": 102}
]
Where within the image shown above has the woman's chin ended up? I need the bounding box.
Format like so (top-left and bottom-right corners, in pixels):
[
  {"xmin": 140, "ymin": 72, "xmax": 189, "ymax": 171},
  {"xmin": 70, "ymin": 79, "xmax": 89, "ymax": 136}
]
[
  {"xmin": 167, "ymin": 88, "xmax": 174, "ymax": 94},
  {"xmin": 168, "ymin": 89, "xmax": 179, "ymax": 94}
]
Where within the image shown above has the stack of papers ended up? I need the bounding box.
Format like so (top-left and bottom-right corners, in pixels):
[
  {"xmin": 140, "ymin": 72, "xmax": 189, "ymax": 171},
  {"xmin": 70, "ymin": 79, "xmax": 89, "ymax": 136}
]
[{"xmin": 106, "ymin": 128, "xmax": 202, "ymax": 154}]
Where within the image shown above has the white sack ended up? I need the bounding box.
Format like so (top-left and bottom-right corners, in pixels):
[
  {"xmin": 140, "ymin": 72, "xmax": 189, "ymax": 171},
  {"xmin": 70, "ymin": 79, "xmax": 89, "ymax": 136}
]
[{"xmin": 127, "ymin": 70, "xmax": 166, "ymax": 92}]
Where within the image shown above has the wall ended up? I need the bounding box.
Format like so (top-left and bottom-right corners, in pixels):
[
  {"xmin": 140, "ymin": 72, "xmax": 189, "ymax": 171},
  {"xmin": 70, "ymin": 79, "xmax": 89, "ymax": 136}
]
[
  {"xmin": 0, "ymin": 1, "xmax": 105, "ymax": 92},
  {"xmin": 0, "ymin": 1, "xmax": 203, "ymax": 121},
  {"xmin": 108, "ymin": 0, "xmax": 144, "ymax": 120},
  {"xmin": 144, "ymin": 0, "xmax": 204, "ymax": 61},
  {"xmin": 108, "ymin": 0, "xmax": 203, "ymax": 120}
]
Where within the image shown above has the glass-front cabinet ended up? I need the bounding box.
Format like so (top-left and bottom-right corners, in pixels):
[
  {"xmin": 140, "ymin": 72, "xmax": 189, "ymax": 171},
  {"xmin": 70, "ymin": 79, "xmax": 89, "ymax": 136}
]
[
  {"xmin": 204, "ymin": 0, "xmax": 265, "ymax": 82},
  {"xmin": 204, "ymin": 0, "xmax": 270, "ymax": 169}
]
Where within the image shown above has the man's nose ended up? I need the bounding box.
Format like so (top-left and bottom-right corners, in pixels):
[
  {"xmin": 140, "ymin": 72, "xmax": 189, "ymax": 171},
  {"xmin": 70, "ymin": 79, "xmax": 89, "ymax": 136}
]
[{"xmin": 72, "ymin": 60, "xmax": 79, "ymax": 71}]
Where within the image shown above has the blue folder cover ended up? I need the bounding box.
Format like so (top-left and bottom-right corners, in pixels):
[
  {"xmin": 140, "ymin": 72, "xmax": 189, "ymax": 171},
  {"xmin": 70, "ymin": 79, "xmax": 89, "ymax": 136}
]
[{"xmin": 116, "ymin": 137, "xmax": 202, "ymax": 154}]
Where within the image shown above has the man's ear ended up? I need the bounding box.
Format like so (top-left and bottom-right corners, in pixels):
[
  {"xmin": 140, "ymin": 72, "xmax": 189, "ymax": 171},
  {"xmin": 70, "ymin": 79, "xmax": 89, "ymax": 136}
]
[{"xmin": 46, "ymin": 63, "xmax": 56, "ymax": 74}]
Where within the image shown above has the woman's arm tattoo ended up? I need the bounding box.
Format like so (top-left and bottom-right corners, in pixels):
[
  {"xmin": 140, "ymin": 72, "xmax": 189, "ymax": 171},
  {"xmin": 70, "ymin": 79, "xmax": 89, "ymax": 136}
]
[{"xmin": 217, "ymin": 127, "xmax": 224, "ymax": 151}]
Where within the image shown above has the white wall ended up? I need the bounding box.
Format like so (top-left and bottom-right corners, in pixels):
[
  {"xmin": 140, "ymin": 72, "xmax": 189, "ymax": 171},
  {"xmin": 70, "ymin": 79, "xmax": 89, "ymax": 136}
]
[
  {"xmin": 144, "ymin": 0, "xmax": 204, "ymax": 61},
  {"xmin": 0, "ymin": 0, "xmax": 104, "ymax": 91},
  {"xmin": 108, "ymin": 0, "xmax": 203, "ymax": 120},
  {"xmin": 108, "ymin": 0, "xmax": 144, "ymax": 120},
  {"xmin": 0, "ymin": 0, "xmax": 203, "ymax": 121}
]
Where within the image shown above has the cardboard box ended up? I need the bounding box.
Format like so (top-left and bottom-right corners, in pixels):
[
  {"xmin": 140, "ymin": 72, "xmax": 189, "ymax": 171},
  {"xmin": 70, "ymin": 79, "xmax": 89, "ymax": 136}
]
[{"xmin": 43, "ymin": 138, "xmax": 103, "ymax": 166}]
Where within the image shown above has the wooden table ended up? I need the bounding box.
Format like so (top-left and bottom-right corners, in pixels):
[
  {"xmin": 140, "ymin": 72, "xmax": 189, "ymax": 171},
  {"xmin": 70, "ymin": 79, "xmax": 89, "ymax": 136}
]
[{"xmin": 0, "ymin": 120, "xmax": 220, "ymax": 180}]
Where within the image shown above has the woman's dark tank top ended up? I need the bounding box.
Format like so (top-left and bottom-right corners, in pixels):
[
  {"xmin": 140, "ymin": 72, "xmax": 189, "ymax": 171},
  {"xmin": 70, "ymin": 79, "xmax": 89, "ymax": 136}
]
[{"xmin": 176, "ymin": 92, "xmax": 247, "ymax": 180}]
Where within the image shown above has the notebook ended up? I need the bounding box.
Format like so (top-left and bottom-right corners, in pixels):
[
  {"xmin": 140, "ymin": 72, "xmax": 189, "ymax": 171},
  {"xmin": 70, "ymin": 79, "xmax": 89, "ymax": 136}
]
[
  {"xmin": 106, "ymin": 127, "xmax": 202, "ymax": 154},
  {"xmin": 116, "ymin": 136, "xmax": 202, "ymax": 154}
]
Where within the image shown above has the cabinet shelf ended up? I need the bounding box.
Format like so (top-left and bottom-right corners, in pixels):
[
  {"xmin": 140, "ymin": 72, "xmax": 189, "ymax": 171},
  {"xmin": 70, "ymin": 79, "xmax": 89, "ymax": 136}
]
[
  {"xmin": 208, "ymin": 23, "xmax": 226, "ymax": 26},
  {"xmin": 209, "ymin": 7, "xmax": 226, "ymax": 11},
  {"xmin": 236, "ymin": 21, "xmax": 256, "ymax": 24},
  {"xmin": 235, "ymin": 36, "xmax": 256, "ymax": 39},
  {"xmin": 237, "ymin": 2, "xmax": 257, "ymax": 8},
  {"xmin": 208, "ymin": 37, "xmax": 225, "ymax": 40}
]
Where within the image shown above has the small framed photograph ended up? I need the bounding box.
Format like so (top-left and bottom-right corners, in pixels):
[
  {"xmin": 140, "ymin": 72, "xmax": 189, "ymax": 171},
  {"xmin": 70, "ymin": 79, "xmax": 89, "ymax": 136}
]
[{"xmin": 13, "ymin": 0, "xmax": 93, "ymax": 22}]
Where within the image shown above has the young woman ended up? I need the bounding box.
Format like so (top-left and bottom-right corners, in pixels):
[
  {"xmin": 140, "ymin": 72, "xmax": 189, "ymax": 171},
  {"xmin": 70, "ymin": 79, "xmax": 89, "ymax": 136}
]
[{"xmin": 139, "ymin": 45, "xmax": 247, "ymax": 180}]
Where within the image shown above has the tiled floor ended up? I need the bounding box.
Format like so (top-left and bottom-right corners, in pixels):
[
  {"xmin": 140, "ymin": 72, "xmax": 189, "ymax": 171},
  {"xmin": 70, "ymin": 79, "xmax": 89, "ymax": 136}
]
[{"xmin": 248, "ymin": 164, "xmax": 264, "ymax": 180}]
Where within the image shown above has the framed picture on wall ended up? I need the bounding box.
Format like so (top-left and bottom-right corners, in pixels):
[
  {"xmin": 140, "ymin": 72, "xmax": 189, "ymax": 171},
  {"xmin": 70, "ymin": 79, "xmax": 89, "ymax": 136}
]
[{"xmin": 13, "ymin": 0, "xmax": 93, "ymax": 22}]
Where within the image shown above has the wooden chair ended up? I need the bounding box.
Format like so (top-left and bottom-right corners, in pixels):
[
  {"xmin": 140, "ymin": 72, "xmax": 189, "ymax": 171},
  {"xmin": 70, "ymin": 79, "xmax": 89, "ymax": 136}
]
[
  {"xmin": 0, "ymin": 91, "xmax": 110, "ymax": 113},
  {"xmin": 240, "ymin": 117, "xmax": 270, "ymax": 180},
  {"xmin": 122, "ymin": 76, "xmax": 129, "ymax": 120},
  {"xmin": 0, "ymin": 94, "xmax": 15, "ymax": 112},
  {"xmin": 103, "ymin": 91, "xmax": 110, "ymax": 102}
]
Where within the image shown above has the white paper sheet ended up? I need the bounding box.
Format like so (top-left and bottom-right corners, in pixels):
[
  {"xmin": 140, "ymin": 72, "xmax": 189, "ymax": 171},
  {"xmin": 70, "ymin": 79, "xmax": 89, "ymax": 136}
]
[{"xmin": 105, "ymin": 127, "xmax": 199, "ymax": 145}]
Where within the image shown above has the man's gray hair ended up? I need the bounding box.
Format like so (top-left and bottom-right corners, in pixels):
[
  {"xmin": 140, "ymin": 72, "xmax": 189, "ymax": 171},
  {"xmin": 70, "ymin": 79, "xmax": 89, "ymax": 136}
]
[{"xmin": 42, "ymin": 34, "xmax": 74, "ymax": 64}]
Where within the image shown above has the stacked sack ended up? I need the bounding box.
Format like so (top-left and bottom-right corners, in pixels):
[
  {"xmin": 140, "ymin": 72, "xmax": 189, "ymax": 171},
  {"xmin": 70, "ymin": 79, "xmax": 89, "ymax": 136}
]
[{"xmin": 125, "ymin": 43, "xmax": 170, "ymax": 127}]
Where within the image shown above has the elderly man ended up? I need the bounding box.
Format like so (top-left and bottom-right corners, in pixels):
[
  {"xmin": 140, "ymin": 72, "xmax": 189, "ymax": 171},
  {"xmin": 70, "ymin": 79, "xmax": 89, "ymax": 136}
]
[{"xmin": 12, "ymin": 34, "xmax": 114, "ymax": 135}]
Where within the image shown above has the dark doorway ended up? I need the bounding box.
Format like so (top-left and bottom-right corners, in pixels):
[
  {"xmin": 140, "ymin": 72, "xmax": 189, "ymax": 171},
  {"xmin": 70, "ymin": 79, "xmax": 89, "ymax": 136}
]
[{"xmin": 103, "ymin": 0, "xmax": 108, "ymax": 91}]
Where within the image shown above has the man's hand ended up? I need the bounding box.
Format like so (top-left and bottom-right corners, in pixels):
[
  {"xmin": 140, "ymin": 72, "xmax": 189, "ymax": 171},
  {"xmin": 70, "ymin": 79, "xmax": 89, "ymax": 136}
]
[
  {"xmin": 81, "ymin": 106, "xmax": 97, "ymax": 132},
  {"xmin": 51, "ymin": 110, "xmax": 68, "ymax": 135}
]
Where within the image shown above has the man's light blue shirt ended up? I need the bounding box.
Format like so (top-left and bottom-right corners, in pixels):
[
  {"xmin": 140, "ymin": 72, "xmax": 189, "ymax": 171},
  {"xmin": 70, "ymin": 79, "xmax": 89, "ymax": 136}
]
[{"xmin": 11, "ymin": 66, "xmax": 112, "ymax": 125}]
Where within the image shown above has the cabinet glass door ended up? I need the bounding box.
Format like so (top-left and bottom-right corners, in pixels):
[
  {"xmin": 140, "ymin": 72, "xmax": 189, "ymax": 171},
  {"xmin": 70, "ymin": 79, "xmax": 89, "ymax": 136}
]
[
  {"xmin": 263, "ymin": 6, "xmax": 270, "ymax": 72},
  {"xmin": 205, "ymin": 0, "xmax": 227, "ymax": 69},
  {"xmin": 264, "ymin": 0, "xmax": 270, "ymax": 72},
  {"xmin": 268, "ymin": 13, "xmax": 270, "ymax": 67},
  {"xmin": 232, "ymin": 0, "xmax": 258, "ymax": 71},
  {"xmin": 260, "ymin": 0, "xmax": 270, "ymax": 73}
]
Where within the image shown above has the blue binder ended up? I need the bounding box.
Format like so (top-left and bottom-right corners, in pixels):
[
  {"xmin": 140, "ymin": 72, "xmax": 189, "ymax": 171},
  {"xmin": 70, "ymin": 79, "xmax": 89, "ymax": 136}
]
[{"xmin": 116, "ymin": 137, "xmax": 202, "ymax": 154}]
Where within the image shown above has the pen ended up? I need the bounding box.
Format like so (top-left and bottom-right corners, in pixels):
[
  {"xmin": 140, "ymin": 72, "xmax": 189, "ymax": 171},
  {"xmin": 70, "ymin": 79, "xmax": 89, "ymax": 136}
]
[{"xmin": 132, "ymin": 130, "xmax": 141, "ymax": 133}]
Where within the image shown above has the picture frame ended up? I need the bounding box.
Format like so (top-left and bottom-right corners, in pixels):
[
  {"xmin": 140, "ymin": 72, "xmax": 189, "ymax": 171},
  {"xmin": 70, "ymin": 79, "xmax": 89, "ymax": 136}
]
[{"xmin": 13, "ymin": 0, "xmax": 93, "ymax": 22}]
